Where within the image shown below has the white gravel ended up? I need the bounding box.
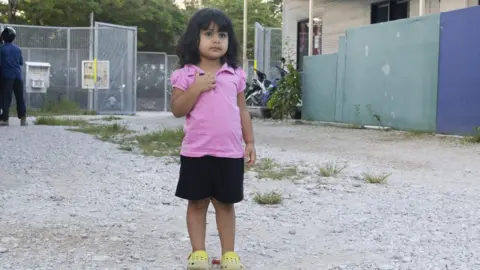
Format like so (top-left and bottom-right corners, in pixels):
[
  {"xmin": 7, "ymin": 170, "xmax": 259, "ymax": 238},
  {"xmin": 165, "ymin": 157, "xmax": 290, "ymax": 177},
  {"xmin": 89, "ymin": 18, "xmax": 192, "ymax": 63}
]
[{"xmin": 1, "ymin": 113, "xmax": 480, "ymax": 269}]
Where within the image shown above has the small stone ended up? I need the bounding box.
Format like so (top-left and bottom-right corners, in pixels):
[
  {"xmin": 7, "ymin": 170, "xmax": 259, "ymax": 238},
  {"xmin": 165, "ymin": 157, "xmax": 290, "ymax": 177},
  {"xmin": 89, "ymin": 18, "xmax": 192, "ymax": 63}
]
[
  {"xmin": 110, "ymin": 236, "xmax": 122, "ymax": 242},
  {"xmin": 0, "ymin": 247, "xmax": 9, "ymax": 253},
  {"xmin": 1, "ymin": 237, "xmax": 15, "ymax": 244},
  {"xmin": 288, "ymin": 229, "xmax": 296, "ymax": 235},
  {"xmin": 92, "ymin": 255, "xmax": 110, "ymax": 261},
  {"xmin": 127, "ymin": 224, "xmax": 136, "ymax": 233},
  {"xmin": 294, "ymin": 179, "xmax": 305, "ymax": 185}
]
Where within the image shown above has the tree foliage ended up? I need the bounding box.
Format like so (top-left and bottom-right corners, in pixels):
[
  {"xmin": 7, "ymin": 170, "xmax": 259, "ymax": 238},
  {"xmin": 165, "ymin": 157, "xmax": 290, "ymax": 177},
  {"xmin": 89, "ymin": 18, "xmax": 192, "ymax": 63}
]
[
  {"xmin": 184, "ymin": 0, "xmax": 282, "ymax": 59},
  {"xmin": 0, "ymin": 0, "xmax": 281, "ymax": 56}
]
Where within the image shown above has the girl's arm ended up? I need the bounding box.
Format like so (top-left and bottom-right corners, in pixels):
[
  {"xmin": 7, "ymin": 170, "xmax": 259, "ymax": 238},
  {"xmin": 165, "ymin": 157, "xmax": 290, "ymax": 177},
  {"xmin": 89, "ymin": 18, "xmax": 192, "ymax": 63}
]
[
  {"xmin": 170, "ymin": 87, "xmax": 202, "ymax": 118},
  {"xmin": 237, "ymin": 92, "xmax": 254, "ymax": 145},
  {"xmin": 171, "ymin": 72, "xmax": 215, "ymax": 118}
]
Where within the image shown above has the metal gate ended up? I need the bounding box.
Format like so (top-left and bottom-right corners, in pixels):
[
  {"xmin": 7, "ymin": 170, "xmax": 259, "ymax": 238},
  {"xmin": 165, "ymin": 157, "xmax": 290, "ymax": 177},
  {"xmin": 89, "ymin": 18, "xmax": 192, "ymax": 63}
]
[
  {"xmin": 254, "ymin": 23, "xmax": 265, "ymax": 76},
  {"xmin": 254, "ymin": 23, "xmax": 282, "ymax": 80},
  {"xmin": 94, "ymin": 22, "xmax": 137, "ymax": 115},
  {"xmin": 136, "ymin": 52, "xmax": 167, "ymax": 111}
]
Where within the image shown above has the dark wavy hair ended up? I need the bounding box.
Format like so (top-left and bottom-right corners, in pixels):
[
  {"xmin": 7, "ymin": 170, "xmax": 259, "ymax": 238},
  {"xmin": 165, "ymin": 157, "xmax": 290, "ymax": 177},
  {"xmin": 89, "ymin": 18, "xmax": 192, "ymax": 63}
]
[{"xmin": 176, "ymin": 8, "xmax": 239, "ymax": 69}]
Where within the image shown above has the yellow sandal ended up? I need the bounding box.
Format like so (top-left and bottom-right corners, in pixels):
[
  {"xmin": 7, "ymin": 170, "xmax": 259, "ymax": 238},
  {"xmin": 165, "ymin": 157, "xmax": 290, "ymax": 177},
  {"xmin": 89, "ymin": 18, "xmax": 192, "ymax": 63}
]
[
  {"xmin": 187, "ymin": 250, "xmax": 210, "ymax": 270},
  {"xmin": 220, "ymin": 251, "xmax": 244, "ymax": 270}
]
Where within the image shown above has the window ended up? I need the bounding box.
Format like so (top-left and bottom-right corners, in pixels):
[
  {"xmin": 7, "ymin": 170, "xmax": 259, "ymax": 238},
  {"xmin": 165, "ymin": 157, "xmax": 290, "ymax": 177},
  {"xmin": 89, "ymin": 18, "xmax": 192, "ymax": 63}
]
[
  {"xmin": 296, "ymin": 19, "xmax": 322, "ymax": 70},
  {"xmin": 371, "ymin": 0, "xmax": 409, "ymax": 24}
]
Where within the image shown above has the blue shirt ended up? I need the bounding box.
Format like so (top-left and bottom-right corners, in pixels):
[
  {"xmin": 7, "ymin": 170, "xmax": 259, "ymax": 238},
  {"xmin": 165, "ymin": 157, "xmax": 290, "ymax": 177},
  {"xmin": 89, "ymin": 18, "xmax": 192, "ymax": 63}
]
[{"xmin": 0, "ymin": 42, "xmax": 24, "ymax": 80}]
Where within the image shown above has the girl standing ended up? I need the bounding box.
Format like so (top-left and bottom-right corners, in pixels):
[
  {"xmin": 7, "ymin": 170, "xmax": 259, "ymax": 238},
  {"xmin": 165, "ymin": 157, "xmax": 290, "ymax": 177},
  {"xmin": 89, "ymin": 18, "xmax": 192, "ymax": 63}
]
[{"xmin": 170, "ymin": 7, "xmax": 256, "ymax": 270}]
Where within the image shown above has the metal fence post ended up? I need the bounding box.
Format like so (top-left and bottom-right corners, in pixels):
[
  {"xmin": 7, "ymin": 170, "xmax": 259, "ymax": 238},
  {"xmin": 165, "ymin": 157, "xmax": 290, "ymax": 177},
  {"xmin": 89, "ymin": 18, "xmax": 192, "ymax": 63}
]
[
  {"xmin": 164, "ymin": 55, "xmax": 168, "ymax": 112},
  {"xmin": 88, "ymin": 14, "xmax": 94, "ymax": 111},
  {"xmin": 132, "ymin": 26, "xmax": 138, "ymax": 114},
  {"xmin": 66, "ymin": 28, "xmax": 71, "ymax": 100},
  {"xmin": 93, "ymin": 22, "xmax": 98, "ymax": 112}
]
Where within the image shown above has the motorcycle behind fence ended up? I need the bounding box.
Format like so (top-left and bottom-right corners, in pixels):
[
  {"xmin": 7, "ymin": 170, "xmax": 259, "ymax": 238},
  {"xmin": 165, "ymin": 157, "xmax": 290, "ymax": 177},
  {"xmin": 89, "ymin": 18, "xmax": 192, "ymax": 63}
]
[{"xmin": 245, "ymin": 58, "xmax": 287, "ymax": 107}]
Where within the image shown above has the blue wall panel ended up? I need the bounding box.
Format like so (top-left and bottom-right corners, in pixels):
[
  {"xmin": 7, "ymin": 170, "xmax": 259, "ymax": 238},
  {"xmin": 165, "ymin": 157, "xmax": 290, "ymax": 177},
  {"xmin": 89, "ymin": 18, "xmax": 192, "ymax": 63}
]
[{"xmin": 437, "ymin": 6, "xmax": 480, "ymax": 135}]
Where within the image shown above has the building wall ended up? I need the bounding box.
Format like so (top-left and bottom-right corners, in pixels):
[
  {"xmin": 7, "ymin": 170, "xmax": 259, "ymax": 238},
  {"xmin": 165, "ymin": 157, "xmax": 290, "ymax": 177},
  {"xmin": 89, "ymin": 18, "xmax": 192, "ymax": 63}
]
[{"xmin": 283, "ymin": 0, "xmax": 475, "ymax": 58}]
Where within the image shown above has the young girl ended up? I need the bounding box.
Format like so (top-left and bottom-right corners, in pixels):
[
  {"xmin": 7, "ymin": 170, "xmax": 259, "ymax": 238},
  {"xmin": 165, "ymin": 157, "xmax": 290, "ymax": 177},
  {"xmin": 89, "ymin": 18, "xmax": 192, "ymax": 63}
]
[{"xmin": 170, "ymin": 7, "xmax": 256, "ymax": 270}]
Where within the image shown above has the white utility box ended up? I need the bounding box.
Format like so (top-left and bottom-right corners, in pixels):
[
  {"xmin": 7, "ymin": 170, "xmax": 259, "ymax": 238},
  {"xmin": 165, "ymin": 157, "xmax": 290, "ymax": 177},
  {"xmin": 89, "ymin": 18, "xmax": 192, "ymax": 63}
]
[{"xmin": 25, "ymin": 62, "xmax": 51, "ymax": 93}]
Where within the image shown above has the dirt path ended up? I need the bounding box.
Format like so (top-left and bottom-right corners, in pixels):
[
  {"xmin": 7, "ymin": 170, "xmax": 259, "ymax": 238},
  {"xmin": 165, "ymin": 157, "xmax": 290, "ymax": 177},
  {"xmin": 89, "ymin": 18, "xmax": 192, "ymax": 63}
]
[{"xmin": 1, "ymin": 114, "xmax": 479, "ymax": 269}]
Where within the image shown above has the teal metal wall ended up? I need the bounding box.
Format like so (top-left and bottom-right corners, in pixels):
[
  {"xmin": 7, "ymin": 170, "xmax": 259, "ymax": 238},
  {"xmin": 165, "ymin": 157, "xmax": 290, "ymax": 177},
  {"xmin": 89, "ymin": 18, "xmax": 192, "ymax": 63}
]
[
  {"xmin": 302, "ymin": 54, "xmax": 338, "ymax": 121},
  {"xmin": 334, "ymin": 36, "xmax": 347, "ymax": 123},
  {"xmin": 302, "ymin": 14, "xmax": 441, "ymax": 132}
]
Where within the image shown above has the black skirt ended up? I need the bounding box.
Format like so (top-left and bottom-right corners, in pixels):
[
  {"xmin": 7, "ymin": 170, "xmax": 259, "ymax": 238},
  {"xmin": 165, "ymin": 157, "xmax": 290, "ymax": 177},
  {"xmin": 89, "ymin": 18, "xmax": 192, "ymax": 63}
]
[{"xmin": 175, "ymin": 155, "xmax": 245, "ymax": 204}]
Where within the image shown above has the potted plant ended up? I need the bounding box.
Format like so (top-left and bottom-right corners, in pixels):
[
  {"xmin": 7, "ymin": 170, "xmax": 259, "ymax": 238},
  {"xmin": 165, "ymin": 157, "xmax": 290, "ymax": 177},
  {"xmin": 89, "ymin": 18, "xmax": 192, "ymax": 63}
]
[{"xmin": 267, "ymin": 58, "xmax": 302, "ymax": 120}]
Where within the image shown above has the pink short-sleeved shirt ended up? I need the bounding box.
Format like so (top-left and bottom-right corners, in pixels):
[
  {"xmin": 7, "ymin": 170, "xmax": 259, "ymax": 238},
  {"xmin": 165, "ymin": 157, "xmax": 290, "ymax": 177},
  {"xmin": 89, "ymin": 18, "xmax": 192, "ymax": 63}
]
[{"xmin": 170, "ymin": 63, "xmax": 247, "ymax": 158}]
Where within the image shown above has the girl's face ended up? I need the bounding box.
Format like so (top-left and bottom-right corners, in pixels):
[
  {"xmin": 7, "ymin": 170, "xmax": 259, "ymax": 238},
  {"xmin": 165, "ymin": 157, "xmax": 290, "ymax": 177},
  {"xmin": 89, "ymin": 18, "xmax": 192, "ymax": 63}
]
[{"xmin": 198, "ymin": 23, "xmax": 228, "ymax": 61}]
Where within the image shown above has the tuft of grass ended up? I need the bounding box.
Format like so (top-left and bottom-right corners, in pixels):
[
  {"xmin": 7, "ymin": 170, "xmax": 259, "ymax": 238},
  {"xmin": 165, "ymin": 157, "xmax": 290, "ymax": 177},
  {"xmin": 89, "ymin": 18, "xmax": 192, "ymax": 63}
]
[
  {"xmin": 345, "ymin": 124, "xmax": 363, "ymax": 129},
  {"xmin": 362, "ymin": 172, "xmax": 391, "ymax": 184},
  {"xmin": 464, "ymin": 135, "xmax": 480, "ymax": 144},
  {"xmin": 100, "ymin": 115, "xmax": 123, "ymax": 121},
  {"xmin": 135, "ymin": 127, "xmax": 184, "ymax": 157},
  {"xmin": 404, "ymin": 129, "xmax": 433, "ymax": 138},
  {"xmin": 463, "ymin": 128, "xmax": 480, "ymax": 144},
  {"xmin": 252, "ymin": 158, "xmax": 299, "ymax": 180},
  {"xmin": 253, "ymin": 192, "xmax": 283, "ymax": 205},
  {"xmin": 70, "ymin": 123, "xmax": 133, "ymax": 142},
  {"xmin": 15, "ymin": 99, "xmax": 96, "ymax": 117},
  {"xmin": 318, "ymin": 162, "xmax": 347, "ymax": 177},
  {"xmin": 118, "ymin": 144, "xmax": 134, "ymax": 151},
  {"xmin": 250, "ymin": 157, "xmax": 276, "ymax": 171},
  {"xmin": 34, "ymin": 116, "xmax": 89, "ymax": 127}
]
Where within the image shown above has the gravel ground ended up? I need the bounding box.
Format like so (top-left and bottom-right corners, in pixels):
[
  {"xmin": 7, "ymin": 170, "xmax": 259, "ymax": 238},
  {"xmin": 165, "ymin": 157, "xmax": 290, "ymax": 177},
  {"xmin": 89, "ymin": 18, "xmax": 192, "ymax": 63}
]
[{"xmin": 1, "ymin": 113, "xmax": 480, "ymax": 270}]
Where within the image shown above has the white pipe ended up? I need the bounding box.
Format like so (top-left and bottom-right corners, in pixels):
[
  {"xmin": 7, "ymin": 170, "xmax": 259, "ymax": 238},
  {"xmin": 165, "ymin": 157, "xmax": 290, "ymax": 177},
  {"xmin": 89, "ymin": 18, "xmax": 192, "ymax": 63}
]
[
  {"xmin": 282, "ymin": 0, "xmax": 286, "ymax": 58},
  {"xmin": 419, "ymin": 0, "xmax": 424, "ymax": 16},
  {"xmin": 243, "ymin": 0, "xmax": 248, "ymax": 70},
  {"xmin": 308, "ymin": 0, "xmax": 313, "ymax": 56}
]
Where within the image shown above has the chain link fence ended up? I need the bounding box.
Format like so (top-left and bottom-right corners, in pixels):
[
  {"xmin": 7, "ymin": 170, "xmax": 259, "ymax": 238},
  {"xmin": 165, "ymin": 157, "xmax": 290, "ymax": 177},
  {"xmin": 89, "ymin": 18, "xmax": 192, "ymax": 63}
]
[
  {"xmin": 136, "ymin": 52, "xmax": 167, "ymax": 111},
  {"xmin": 135, "ymin": 52, "xmax": 179, "ymax": 112},
  {"xmin": 94, "ymin": 22, "xmax": 137, "ymax": 115},
  {"xmin": 1, "ymin": 23, "xmax": 137, "ymax": 114},
  {"xmin": 3, "ymin": 23, "xmax": 258, "ymax": 114},
  {"xmin": 136, "ymin": 55, "xmax": 256, "ymax": 112},
  {"xmin": 1, "ymin": 25, "xmax": 91, "ymax": 109}
]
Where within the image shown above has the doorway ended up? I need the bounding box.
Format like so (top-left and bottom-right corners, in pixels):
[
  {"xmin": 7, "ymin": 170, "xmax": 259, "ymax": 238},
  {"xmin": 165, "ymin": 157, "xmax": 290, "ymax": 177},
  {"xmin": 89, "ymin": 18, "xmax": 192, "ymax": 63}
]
[{"xmin": 296, "ymin": 19, "xmax": 322, "ymax": 70}]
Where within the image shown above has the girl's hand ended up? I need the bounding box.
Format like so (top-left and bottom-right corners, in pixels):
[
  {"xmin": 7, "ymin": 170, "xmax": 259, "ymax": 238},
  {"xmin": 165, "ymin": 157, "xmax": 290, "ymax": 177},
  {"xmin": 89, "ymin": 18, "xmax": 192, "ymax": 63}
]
[
  {"xmin": 193, "ymin": 72, "xmax": 216, "ymax": 92},
  {"xmin": 245, "ymin": 142, "xmax": 256, "ymax": 167}
]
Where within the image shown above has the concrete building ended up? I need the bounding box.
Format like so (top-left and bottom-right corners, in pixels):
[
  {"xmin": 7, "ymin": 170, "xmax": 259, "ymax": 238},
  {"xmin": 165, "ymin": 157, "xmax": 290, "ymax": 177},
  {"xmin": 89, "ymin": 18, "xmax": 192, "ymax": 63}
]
[{"xmin": 282, "ymin": 0, "xmax": 479, "ymax": 68}]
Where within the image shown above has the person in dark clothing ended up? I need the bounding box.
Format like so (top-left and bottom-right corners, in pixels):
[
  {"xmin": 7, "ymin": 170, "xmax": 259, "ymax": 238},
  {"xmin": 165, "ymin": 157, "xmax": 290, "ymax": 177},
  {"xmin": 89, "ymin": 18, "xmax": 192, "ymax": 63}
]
[{"xmin": 0, "ymin": 26, "xmax": 27, "ymax": 126}]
